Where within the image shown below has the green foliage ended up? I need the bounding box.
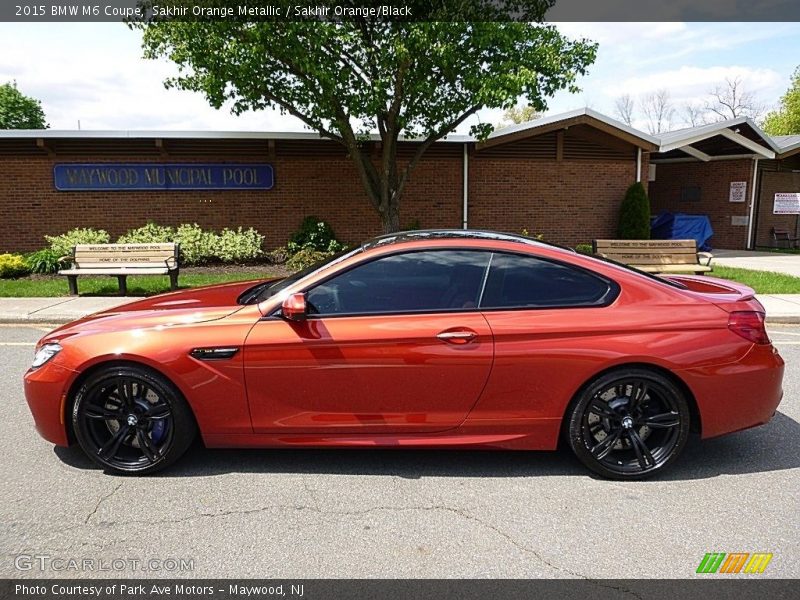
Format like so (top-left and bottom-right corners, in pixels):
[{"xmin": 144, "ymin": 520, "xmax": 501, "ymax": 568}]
[
  {"xmin": 118, "ymin": 222, "xmax": 264, "ymax": 264},
  {"xmin": 266, "ymin": 247, "xmax": 288, "ymax": 265},
  {"xmin": 135, "ymin": 14, "xmax": 597, "ymax": 232},
  {"xmin": 285, "ymin": 247, "xmax": 336, "ymax": 272},
  {"xmin": 0, "ymin": 254, "xmax": 30, "ymax": 278},
  {"xmin": 45, "ymin": 228, "xmax": 111, "ymax": 257},
  {"xmin": 25, "ymin": 248, "xmax": 61, "ymax": 274},
  {"xmin": 520, "ymin": 229, "xmax": 545, "ymax": 240},
  {"xmin": 574, "ymin": 243, "xmax": 594, "ymax": 255},
  {"xmin": 174, "ymin": 224, "xmax": 219, "ymax": 265},
  {"xmin": 215, "ymin": 227, "xmax": 265, "ymax": 263},
  {"xmin": 0, "ymin": 81, "xmax": 48, "ymax": 129},
  {"xmin": 404, "ymin": 219, "xmax": 423, "ymax": 231},
  {"xmin": 287, "ymin": 217, "xmax": 347, "ymax": 255},
  {"xmin": 501, "ymin": 104, "xmax": 541, "ymax": 127},
  {"xmin": 118, "ymin": 222, "xmax": 176, "ymax": 244},
  {"xmin": 617, "ymin": 182, "xmax": 651, "ymax": 240},
  {"xmin": 762, "ymin": 66, "xmax": 800, "ymax": 135}
]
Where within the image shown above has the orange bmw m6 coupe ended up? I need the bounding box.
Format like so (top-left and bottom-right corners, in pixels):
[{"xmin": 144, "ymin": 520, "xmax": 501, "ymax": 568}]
[{"xmin": 24, "ymin": 230, "xmax": 784, "ymax": 479}]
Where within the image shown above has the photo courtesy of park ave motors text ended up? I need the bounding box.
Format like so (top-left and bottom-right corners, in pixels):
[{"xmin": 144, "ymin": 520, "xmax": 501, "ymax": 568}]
[{"xmin": 1, "ymin": 0, "xmax": 799, "ymax": 593}]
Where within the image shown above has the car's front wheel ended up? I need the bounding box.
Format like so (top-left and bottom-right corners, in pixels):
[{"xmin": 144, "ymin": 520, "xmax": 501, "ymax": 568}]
[
  {"xmin": 72, "ymin": 365, "xmax": 196, "ymax": 475},
  {"xmin": 566, "ymin": 368, "xmax": 690, "ymax": 480}
]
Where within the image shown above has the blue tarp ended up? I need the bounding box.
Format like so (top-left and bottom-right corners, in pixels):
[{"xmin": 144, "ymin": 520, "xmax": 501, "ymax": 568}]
[{"xmin": 650, "ymin": 212, "xmax": 714, "ymax": 251}]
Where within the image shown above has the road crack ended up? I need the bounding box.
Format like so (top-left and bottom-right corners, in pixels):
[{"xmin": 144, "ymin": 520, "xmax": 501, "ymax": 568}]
[{"xmin": 84, "ymin": 482, "xmax": 124, "ymax": 525}]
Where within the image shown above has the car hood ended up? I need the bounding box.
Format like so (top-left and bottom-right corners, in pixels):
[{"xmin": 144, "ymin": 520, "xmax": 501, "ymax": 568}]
[{"xmin": 41, "ymin": 279, "xmax": 268, "ymax": 341}]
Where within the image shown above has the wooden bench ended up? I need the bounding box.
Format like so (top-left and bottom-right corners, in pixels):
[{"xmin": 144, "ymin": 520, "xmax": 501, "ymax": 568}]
[
  {"xmin": 771, "ymin": 227, "xmax": 800, "ymax": 248},
  {"xmin": 592, "ymin": 239, "xmax": 713, "ymax": 275},
  {"xmin": 58, "ymin": 243, "xmax": 180, "ymax": 296}
]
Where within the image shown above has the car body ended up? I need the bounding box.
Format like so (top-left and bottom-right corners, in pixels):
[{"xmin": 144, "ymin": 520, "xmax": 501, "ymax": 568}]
[{"xmin": 23, "ymin": 230, "xmax": 784, "ymax": 479}]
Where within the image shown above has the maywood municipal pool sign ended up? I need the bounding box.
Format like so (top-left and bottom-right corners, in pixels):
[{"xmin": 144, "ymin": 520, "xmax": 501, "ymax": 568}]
[{"xmin": 53, "ymin": 163, "xmax": 274, "ymax": 191}]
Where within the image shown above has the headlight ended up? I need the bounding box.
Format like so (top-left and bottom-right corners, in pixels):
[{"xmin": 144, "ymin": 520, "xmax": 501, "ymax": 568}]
[{"xmin": 31, "ymin": 343, "xmax": 62, "ymax": 369}]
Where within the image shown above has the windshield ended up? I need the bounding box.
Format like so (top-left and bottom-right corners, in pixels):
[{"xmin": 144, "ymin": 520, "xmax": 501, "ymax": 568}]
[{"xmin": 238, "ymin": 247, "xmax": 363, "ymax": 305}]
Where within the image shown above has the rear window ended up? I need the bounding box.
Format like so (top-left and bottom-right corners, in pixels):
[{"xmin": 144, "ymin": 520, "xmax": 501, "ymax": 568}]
[{"xmin": 480, "ymin": 253, "xmax": 616, "ymax": 309}]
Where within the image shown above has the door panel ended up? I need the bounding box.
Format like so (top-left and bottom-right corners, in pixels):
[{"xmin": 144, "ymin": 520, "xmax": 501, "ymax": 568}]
[{"xmin": 244, "ymin": 313, "xmax": 494, "ymax": 433}]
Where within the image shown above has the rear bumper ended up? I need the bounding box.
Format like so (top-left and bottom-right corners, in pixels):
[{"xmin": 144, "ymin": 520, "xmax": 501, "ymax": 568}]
[
  {"xmin": 23, "ymin": 362, "xmax": 75, "ymax": 447},
  {"xmin": 680, "ymin": 343, "xmax": 785, "ymax": 439}
]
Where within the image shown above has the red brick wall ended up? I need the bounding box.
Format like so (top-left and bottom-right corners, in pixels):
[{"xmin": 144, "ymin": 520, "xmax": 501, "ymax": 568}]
[
  {"xmin": 0, "ymin": 136, "xmax": 645, "ymax": 252},
  {"xmin": 468, "ymin": 157, "xmax": 640, "ymax": 246},
  {"xmin": 649, "ymin": 159, "xmax": 754, "ymax": 250},
  {"xmin": 0, "ymin": 151, "xmax": 463, "ymax": 252}
]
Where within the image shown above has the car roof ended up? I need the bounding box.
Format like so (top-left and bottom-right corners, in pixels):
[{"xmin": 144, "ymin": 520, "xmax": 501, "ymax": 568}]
[{"xmin": 361, "ymin": 229, "xmax": 577, "ymax": 254}]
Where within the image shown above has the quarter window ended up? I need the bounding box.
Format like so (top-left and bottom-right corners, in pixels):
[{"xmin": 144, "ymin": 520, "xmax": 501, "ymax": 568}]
[
  {"xmin": 480, "ymin": 253, "xmax": 613, "ymax": 309},
  {"xmin": 306, "ymin": 250, "xmax": 490, "ymax": 316}
]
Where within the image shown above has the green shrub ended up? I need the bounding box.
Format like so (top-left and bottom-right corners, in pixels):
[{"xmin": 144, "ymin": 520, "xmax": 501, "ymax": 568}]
[
  {"xmin": 174, "ymin": 224, "xmax": 219, "ymax": 265},
  {"xmin": 45, "ymin": 227, "xmax": 111, "ymax": 257},
  {"xmin": 0, "ymin": 254, "xmax": 31, "ymax": 278},
  {"xmin": 287, "ymin": 216, "xmax": 346, "ymax": 255},
  {"xmin": 266, "ymin": 246, "xmax": 288, "ymax": 265},
  {"xmin": 215, "ymin": 227, "xmax": 265, "ymax": 263},
  {"xmin": 617, "ymin": 182, "xmax": 651, "ymax": 240},
  {"xmin": 118, "ymin": 222, "xmax": 176, "ymax": 244},
  {"xmin": 574, "ymin": 243, "xmax": 594, "ymax": 255},
  {"xmin": 520, "ymin": 229, "xmax": 545, "ymax": 240},
  {"xmin": 25, "ymin": 248, "xmax": 62, "ymax": 274},
  {"xmin": 285, "ymin": 247, "xmax": 335, "ymax": 272}
]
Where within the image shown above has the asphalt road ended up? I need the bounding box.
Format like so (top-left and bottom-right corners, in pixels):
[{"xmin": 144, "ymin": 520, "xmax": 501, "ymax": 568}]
[{"xmin": 1, "ymin": 323, "xmax": 798, "ymax": 580}]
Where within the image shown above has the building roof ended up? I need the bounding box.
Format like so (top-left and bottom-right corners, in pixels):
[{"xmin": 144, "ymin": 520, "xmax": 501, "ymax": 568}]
[
  {"xmin": 0, "ymin": 129, "xmax": 473, "ymax": 143},
  {"xmin": 0, "ymin": 109, "xmax": 794, "ymax": 159},
  {"xmin": 772, "ymin": 134, "xmax": 800, "ymax": 158}
]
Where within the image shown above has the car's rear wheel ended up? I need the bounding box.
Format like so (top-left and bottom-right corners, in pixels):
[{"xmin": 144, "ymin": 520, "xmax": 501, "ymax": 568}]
[
  {"xmin": 566, "ymin": 368, "xmax": 690, "ymax": 480},
  {"xmin": 72, "ymin": 365, "xmax": 196, "ymax": 475}
]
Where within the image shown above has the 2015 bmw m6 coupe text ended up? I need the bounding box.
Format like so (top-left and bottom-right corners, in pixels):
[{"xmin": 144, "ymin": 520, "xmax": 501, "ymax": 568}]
[{"xmin": 24, "ymin": 230, "xmax": 784, "ymax": 479}]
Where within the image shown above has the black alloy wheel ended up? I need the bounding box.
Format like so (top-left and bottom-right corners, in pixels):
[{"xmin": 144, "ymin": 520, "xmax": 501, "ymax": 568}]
[
  {"xmin": 567, "ymin": 368, "xmax": 690, "ymax": 480},
  {"xmin": 72, "ymin": 366, "xmax": 196, "ymax": 475}
]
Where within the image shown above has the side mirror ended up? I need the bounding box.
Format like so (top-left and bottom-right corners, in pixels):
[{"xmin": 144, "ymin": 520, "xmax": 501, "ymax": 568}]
[{"xmin": 281, "ymin": 292, "xmax": 307, "ymax": 321}]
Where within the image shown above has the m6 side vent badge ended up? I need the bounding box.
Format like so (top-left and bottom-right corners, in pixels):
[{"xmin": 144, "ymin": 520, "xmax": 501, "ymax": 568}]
[{"xmin": 190, "ymin": 347, "xmax": 240, "ymax": 360}]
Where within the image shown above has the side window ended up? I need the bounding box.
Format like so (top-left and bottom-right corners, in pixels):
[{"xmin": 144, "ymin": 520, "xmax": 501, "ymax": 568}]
[
  {"xmin": 480, "ymin": 253, "xmax": 613, "ymax": 309},
  {"xmin": 306, "ymin": 250, "xmax": 490, "ymax": 316}
]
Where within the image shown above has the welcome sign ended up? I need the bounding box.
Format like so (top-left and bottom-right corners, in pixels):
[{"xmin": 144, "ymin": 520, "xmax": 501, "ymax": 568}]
[{"xmin": 53, "ymin": 163, "xmax": 274, "ymax": 191}]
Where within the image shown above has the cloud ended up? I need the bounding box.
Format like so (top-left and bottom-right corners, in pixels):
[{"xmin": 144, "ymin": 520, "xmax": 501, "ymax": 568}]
[
  {"xmin": 605, "ymin": 65, "xmax": 783, "ymax": 104},
  {"xmin": 1, "ymin": 22, "xmax": 798, "ymax": 135}
]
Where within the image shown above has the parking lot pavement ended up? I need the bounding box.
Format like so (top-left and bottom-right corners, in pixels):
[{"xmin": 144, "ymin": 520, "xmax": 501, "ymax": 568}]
[{"xmin": 1, "ymin": 324, "xmax": 798, "ymax": 580}]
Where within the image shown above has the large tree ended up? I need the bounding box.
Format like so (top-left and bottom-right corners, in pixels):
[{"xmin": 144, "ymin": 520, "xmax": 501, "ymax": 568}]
[
  {"xmin": 0, "ymin": 81, "xmax": 48, "ymax": 129},
  {"xmin": 763, "ymin": 66, "xmax": 800, "ymax": 135},
  {"xmin": 134, "ymin": 5, "xmax": 596, "ymax": 232}
]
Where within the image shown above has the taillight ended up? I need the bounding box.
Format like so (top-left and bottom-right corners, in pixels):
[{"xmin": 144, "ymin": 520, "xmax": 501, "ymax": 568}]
[{"xmin": 728, "ymin": 311, "xmax": 770, "ymax": 345}]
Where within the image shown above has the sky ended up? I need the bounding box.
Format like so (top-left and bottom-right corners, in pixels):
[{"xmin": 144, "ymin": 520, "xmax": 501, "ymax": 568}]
[{"xmin": 0, "ymin": 22, "xmax": 798, "ymax": 134}]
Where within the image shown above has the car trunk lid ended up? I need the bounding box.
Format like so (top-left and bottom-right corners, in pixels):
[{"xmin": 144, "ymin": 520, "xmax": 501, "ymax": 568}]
[{"xmin": 660, "ymin": 274, "xmax": 764, "ymax": 313}]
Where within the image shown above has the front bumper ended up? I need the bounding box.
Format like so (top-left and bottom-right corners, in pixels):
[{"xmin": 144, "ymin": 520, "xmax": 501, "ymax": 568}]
[
  {"xmin": 680, "ymin": 343, "xmax": 785, "ymax": 439},
  {"xmin": 23, "ymin": 362, "xmax": 77, "ymax": 447}
]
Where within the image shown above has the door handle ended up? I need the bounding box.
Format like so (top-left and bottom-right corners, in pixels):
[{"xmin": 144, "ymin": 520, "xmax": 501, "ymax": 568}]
[{"xmin": 437, "ymin": 330, "xmax": 478, "ymax": 344}]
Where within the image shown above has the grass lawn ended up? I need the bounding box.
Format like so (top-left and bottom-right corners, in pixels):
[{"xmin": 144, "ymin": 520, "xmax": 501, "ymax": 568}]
[
  {"xmin": 0, "ymin": 272, "xmax": 273, "ymax": 297},
  {"xmin": 709, "ymin": 266, "xmax": 800, "ymax": 294}
]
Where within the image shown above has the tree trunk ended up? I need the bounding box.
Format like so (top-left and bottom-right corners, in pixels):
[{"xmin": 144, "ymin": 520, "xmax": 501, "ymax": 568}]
[{"xmin": 380, "ymin": 198, "xmax": 401, "ymax": 233}]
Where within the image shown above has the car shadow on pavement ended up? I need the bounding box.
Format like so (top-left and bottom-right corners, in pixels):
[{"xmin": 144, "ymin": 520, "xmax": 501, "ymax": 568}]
[{"xmin": 53, "ymin": 411, "xmax": 800, "ymax": 481}]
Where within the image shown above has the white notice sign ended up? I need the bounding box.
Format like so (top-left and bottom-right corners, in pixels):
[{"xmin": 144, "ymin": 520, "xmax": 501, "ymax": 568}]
[
  {"xmin": 729, "ymin": 181, "xmax": 747, "ymax": 203},
  {"xmin": 774, "ymin": 193, "xmax": 800, "ymax": 215}
]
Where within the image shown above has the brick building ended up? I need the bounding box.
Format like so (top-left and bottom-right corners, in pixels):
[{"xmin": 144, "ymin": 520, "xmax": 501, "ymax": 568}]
[{"xmin": 0, "ymin": 108, "xmax": 798, "ymax": 252}]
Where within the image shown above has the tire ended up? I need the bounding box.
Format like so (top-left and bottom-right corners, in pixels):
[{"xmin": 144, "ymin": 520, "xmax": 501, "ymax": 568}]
[
  {"xmin": 72, "ymin": 365, "xmax": 196, "ymax": 475},
  {"xmin": 566, "ymin": 368, "xmax": 690, "ymax": 480}
]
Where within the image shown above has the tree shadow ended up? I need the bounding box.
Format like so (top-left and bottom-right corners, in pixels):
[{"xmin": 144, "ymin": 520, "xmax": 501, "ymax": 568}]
[{"xmin": 54, "ymin": 411, "xmax": 800, "ymax": 482}]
